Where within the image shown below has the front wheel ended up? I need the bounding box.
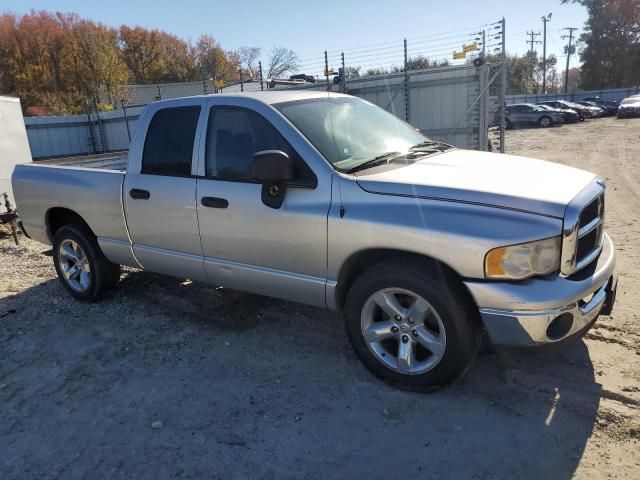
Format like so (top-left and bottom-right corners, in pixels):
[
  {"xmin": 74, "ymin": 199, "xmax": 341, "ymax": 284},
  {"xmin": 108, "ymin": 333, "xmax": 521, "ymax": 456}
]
[
  {"xmin": 53, "ymin": 224, "xmax": 120, "ymax": 301},
  {"xmin": 344, "ymin": 258, "xmax": 481, "ymax": 391},
  {"xmin": 538, "ymin": 115, "xmax": 553, "ymax": 127}
]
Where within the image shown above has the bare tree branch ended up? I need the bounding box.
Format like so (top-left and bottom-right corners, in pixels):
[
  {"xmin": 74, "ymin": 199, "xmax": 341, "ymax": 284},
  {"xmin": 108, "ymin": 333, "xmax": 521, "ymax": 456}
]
[
  {"xmin": 238, "ymin": 46, "xmax": 261, "ymax": 79},
  {"xmin": 266, "ymin": 47, "xmax": 299, "ymax": 79}
]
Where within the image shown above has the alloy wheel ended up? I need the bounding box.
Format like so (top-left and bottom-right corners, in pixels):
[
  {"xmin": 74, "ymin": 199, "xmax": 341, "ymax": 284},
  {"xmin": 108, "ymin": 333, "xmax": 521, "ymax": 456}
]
[
  {"xmin": 58, "ymin": 239, "xmax": 91, "ymax": 292},
  {"xmin": 360, "ymin": 288, "xmax": 446, "ymax": 375}
]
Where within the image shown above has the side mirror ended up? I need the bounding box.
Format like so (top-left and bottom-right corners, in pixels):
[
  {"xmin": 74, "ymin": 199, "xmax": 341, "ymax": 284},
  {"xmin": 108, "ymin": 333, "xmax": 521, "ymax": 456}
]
[
  {"xmin": 252, "ymin": 150, "xmax": 294, "ymax": 209},
  {"xmin": 252, "ymin": 150, "xmax": 294, "ymax": 183}
]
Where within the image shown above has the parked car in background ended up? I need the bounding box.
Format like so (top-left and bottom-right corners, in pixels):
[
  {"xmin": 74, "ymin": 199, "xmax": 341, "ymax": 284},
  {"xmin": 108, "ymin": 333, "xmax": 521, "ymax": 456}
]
[
  {"xmin": 12, "ymin": 91, "xmax": 617, "ymax": 390},
  {"xmin": 583, "ymin": 97, "xmax": 620, "ymax": 116},
  {"xmin": 576, "ymin": 101, "xmax": 605, "ymax": 117},
  {"xmin": 537, "ymin": 104, "xmax": 581, "ymax": 123},
  {"xmin": 617, "ymin": 96, "xmax": 640, "ymax": 118},
  {"xmin": 537, "ymin": 100, "xmax": 591, "ymax": 121},
  {"xmin": 505, "ymin": 103, "xmax": 564, "ymax": 128}
]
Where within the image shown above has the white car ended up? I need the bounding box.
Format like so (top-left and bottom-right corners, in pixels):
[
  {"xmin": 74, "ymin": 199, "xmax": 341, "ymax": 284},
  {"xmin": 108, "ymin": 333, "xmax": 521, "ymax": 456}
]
[{"xmin": 617, "ymin": 96, "xmax": 640, "ymax": 118}]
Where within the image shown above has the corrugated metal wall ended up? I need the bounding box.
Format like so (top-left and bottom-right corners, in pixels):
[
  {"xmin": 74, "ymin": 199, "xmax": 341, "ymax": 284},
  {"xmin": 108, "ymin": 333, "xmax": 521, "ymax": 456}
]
[
  {"xmin": 24, "ymin": 64, "xmax": 491, "ymax": 158},
  {"xmin": 25, "ymin": 106, "xmax": 144, "ymax": 159}
]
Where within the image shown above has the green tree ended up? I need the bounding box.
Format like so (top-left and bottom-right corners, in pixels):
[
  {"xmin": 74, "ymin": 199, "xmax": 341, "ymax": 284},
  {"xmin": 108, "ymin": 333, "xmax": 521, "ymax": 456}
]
[{"xmin": 561, "ymin": 0, "xmax": 640, "ymax": 88}]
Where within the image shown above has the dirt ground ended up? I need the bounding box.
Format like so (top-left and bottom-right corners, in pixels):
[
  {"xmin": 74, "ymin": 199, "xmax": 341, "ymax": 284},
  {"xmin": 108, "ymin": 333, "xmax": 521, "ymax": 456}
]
[{"xmin": 1, "ymin": 116, "xmax": 639, "ymax": 479}]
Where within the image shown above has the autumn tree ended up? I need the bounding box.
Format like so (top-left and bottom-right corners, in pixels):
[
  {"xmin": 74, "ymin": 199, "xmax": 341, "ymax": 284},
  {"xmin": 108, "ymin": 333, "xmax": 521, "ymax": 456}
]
[
  {"xmin": 119, "ymin": 26, "xmax": 197, "ymax": 84},
  {"xmin": 195, "ymin": 35, "xmax": 240, "ymax": 85},
  {"xmin": 69, "ymin": 18, "xmax": 130, "ymax": 105}
]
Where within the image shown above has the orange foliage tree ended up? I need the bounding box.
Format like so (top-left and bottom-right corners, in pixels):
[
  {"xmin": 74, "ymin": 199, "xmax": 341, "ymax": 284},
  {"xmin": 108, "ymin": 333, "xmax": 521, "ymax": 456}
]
[{"xmin": 0, "ymin": 10, "xmax": 241, "ymax": 114}]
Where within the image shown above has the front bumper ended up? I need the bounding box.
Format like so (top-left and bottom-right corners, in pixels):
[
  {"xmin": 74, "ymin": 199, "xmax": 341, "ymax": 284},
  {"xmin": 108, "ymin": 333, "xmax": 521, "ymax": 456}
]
[
  {"xmin": 618, "ymin": 109, "xmax": 640, "ymax": 118},
  {"xmin": 464, "ymin": 232, "xmax": 616, "ymax": 347}
]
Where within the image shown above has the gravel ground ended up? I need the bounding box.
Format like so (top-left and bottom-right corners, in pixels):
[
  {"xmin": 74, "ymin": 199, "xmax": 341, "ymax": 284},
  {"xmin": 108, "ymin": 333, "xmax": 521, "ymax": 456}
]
[{"xmin": 1, "ymin": 116, "xmax": 639, "ymax": 479}]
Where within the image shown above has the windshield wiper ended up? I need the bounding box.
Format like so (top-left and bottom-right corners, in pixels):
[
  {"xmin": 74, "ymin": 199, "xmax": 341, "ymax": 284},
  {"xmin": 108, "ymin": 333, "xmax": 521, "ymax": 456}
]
[
  {"xmin": 409, "ymin": 140, "xmax": 451, "ymax": 151},
  {"xmin": 345, "ymin": 151, "xmax": 401, "ymax": 174}
]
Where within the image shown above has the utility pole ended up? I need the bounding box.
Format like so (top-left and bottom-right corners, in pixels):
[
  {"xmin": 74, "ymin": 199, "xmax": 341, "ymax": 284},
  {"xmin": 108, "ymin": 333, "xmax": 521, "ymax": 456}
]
[
  {"xmin": 482, "ymin": 30, "xmax": 486, "ymax": 56},
  {"xmin": 525, "ymin": 31, "xmax": 541, "ymax": 56},
  {"xmin": 562, "ymin": 27, "xmax": 578, "ymax": 93},
  {"xmin": 541, "ymin": 13, "xmax": 552, "ymax": 93}
]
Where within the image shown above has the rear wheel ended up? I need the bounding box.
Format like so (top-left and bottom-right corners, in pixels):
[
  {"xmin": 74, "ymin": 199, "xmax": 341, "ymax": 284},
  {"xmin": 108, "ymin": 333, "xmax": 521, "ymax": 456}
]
[
  {"xmin": 344, "ymin": 258, "xmax": 481, "ymax": 391},
  {"xmin": 53, "ymin": 224, "xmax": 120, "ymax": 301}
]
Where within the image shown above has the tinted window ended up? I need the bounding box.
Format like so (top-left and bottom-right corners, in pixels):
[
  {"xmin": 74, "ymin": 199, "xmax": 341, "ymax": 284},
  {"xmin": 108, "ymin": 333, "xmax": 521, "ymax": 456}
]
[
  {"xmin": 142, "ymin": 106, "xmax": 201, "ymax": 176},
  {"xmin": 205, "ymin": 106, "xmax": 310, "ymax": 181}
]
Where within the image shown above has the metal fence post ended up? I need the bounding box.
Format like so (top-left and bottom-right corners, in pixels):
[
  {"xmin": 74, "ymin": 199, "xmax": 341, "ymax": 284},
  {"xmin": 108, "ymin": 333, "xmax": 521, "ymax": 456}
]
[
  {"xmin": 201, "ymin": 60, "xmax": 209, "ymax": 94},
  {"xmin": 86, "ymin": 100, "xmax": 97, "ymax": 155},
  {"xmin": 121, "ymin": 99, "xmax": 131, "ymax": 143},
  {"xmin": 341, "ymin": 52, "xmax": 346, "ymax": 93},
  {"xmin": 259, "ymin": 61, "xmax": 264, "ymax": 91},
  {"xmin": 240, "ymin": 68, "xmax": 244, "ymax": 92},
  {"xmin": 499, "ymin": 18, "xmax": 506, "ymax": 153},
  {"xmin": 93, "ymin": 95, "xmax": 106, "ymax": 153},
  {"xmin": 404, "ymin": 39, "xmax": 410, "ymax": 122},
  {"xmin": 324, "ymin": 51, "xmax": 329, "ymax": 87}
]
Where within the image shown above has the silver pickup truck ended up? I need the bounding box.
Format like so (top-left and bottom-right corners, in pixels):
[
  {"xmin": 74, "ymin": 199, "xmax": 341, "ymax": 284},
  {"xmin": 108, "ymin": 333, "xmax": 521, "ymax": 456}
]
[{"xmin": 12, "ymin": 91, "xmax": 617, "ymax": 390}]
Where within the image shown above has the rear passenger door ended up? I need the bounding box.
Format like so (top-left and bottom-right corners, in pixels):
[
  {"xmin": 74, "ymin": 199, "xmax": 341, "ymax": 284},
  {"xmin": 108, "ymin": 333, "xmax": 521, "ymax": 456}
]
[{"xmin": 123, "ymin": 100, "xmax": 208, "ymax": 283}]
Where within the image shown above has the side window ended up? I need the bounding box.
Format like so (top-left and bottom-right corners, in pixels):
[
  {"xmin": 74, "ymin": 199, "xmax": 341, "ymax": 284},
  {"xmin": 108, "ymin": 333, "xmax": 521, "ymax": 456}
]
[
  {"xmin": 142, "ymin": 106, "xmax": 201, "ymax": 176},
  {"xmin": 205, "ymin": 106, "xmax": 311, "ymax": 181}
]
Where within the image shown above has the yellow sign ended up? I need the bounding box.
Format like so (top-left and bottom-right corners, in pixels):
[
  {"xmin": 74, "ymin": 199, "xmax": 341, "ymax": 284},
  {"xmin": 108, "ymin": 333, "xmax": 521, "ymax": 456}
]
[
  {"xmin": 214, "ymin": 80, "xmax": 224, "ymax": 89},
  {"xmin": 463, "ymin": 42, "xmax": 478, "ymax": 53},
  {"xmin": 324, "ymin": 68, "xmax": 334, "ymax": 76},
  {"xmin": 453, "ymin": 51, "xmax": 466, "ymax": 60}
]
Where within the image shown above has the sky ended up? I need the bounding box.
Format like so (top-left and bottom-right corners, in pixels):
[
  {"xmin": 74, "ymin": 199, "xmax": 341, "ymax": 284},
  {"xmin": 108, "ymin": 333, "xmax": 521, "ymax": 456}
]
[{"xmin": 2, "ymin": 0, "xmax": 588, "ymax": 76}]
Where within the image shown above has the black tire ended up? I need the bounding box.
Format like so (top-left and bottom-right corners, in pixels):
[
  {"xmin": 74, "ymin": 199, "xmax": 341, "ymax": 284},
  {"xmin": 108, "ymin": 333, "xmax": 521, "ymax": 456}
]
[
  {"xmin": 538, "ymin": 115, "xmax": 553, "ymax": 127},
  {"xmin": 52, "ymin": 224, "xmax": 120, "ymax": 301},
  {"xmin": 344, "ymin": 257, "xmax": 482, "ymax": 392},
  {"xmin": 505, "ymin": 118, "xmax": 513, "ymax": 130}
]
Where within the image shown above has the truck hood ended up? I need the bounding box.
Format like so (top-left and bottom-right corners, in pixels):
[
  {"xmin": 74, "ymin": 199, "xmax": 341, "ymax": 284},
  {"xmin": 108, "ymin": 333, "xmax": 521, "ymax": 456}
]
[{"xmin": 355, "ymin": 149, "xmax": 596, "ymax": 218}]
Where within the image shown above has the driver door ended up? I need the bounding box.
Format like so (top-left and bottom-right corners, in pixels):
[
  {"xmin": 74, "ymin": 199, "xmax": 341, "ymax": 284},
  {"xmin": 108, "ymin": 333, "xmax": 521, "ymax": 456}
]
[{"xmin": 195, "ymin": 100, "xmax": 331, "ymax": 307}]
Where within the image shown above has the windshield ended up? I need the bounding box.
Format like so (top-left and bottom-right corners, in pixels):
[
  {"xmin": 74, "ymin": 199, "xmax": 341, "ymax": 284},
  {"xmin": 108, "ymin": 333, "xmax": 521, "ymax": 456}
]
[{"xmin": 275, "ymin": 96, "xmax": 442, "ymax": 172}]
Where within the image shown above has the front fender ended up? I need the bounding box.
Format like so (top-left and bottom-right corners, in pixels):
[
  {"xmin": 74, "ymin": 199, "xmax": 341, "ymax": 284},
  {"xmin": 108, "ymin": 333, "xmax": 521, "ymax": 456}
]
[{"xmin": 328, "ymin": 175, "xmax": 563, "ymax": 282}]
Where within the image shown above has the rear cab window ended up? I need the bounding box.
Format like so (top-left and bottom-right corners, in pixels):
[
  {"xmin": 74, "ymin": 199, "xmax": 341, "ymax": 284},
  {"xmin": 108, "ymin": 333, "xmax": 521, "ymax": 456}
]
[{"xmin": 142, "ymin": 106, "xmax": 201, "ymax": 176}]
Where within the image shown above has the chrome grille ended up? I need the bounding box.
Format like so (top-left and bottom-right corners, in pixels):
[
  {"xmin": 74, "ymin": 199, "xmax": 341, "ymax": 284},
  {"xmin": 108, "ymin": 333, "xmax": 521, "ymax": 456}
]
[{"xmin": 560, "ymin": 180, "xmax": 605, "ymax": 275}]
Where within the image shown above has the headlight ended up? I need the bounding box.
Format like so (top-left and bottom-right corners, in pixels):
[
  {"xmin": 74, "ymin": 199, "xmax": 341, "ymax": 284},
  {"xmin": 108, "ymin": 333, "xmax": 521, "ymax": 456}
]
[{"xmin": 485, "ymin": 237, "xmax": 561, "ymax": 280}]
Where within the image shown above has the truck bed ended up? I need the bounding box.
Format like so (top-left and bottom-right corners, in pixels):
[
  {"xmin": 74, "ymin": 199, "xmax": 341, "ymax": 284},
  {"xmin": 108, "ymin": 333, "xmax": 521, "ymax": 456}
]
[
  {"xmin": 12, "ymin": 156, "xmax": 130, "ymax": 248},
  {"xmin": 37, "ymin": 152, "xmax": 128, "ymax": 172}
]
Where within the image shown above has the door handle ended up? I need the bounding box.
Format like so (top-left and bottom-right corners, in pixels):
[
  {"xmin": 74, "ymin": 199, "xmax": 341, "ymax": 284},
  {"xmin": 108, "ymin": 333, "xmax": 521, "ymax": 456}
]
[
  {"xmin": 129, "ymin": 188, "xmax": 150, "ymax": 200},
  {"xmin": 201, "ymin": 196, "xmax": 228, "ymax": 208}
]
